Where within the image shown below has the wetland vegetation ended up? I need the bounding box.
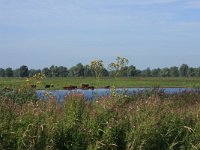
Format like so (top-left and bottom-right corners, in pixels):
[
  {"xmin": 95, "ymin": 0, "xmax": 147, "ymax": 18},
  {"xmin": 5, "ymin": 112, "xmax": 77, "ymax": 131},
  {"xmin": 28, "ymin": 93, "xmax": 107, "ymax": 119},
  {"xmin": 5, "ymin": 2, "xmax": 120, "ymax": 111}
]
[
  {"xmin": 1, "ymin": 85, "xmax": 200, "ymax": 149},
  {"xmin": 1, "ymin": 58, "xmax": 200, "ymax": 149}
]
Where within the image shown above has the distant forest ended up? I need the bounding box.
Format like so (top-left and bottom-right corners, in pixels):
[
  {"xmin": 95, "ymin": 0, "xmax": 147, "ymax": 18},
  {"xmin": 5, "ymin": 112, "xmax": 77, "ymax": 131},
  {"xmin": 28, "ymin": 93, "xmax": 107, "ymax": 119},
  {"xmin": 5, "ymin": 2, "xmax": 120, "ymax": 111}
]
[{"xmin": 0, "ymin": 63, "xmax": 200, "ymax": 78}]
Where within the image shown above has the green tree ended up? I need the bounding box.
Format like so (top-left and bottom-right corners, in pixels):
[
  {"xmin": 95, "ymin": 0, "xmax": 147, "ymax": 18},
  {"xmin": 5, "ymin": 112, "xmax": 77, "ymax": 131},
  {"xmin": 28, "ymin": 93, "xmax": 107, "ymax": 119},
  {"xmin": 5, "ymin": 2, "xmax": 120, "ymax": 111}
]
[
  {"xmin": 142, "ymin": 68, "xmax": 152, "ymax": 77},
  {"xmin": 68, "ymin": 63, "xmax": 84, "ymax": 77},
  {"xmin": 74, "ymin": 63, "xmax": 84, "ymax": 77},
  {"xmin": 179, "ymin": 64, "xmax": 189, "ymax": 77},
  {"xmin": 188, "ymin": 67, "xmax": 196, "ymax": 77},
  {"xmin": 68, "ymin": 66, "xmax": 76, "ymax": 77},
  {"xmin": 14, "ymin": 69, "xmax": 20, "ymax": 77},
  {"xmin": 84, "ymin": 65, "xmax": 92, "ymax": 77},
  {"xmin": 57, "ymin": 66, "xmax": 68, "ymax": 77},
  {"xmin": 119, "ymin": 66, "xmax": 128, "ymax": 77},
  {"xmin": 5, "ymin": 67, "xmax": 13, "ymax": 77},
  {"xmin": 152, "ymin": 68, "xmax": 161, "ymax": 77},
  {"xmin": 90, "ymin": 60, "xmax": 104, "ymax": 80},
  {"xmin": 160, "ymin": 67, "xmax": 170, "ymax": 77},
  {"xmin": 102, "ymin": 68, "xmax": 109, "ymax": 77},
  {"xmin": 169, "ymin": 66, "xmax": 179, "ymax": 77},
  {"xmin": 29, "ymin": 69, "xmax": 41, "ymax": 77},
  {"xmin": 0, "ymin": 68, "xmax": 5, "ymax": 77},
  {"xmin": 50, "ymin": 65, "xmax": 59, "ymax": 77},
  {"xmin": 108, "ymin": 56, "xmax": 129, "ymax": 78},
  {"xmin": 135, "ymin": 69, "xmax": 142, "ymax": 77},
  {"xmin": 127, "ymin": 65, "xmax": 136, "ymax": 77},
  {"xmin": 42, "ymin": 67, "xmax": 51, "ymax": 77},
  {"xmin": 195, "ymin": 67, "xmax": 200, "ymax": 77},
  {"xmin": 19, "ymin": 65, "xmax": 29, "ymax": 77}
]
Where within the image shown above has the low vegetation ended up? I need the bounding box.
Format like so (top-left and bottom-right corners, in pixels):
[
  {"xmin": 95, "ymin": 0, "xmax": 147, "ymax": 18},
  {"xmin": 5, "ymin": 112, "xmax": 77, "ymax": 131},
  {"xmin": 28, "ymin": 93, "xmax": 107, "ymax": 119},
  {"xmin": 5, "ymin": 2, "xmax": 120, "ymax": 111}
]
[
  {"xmin": 1, "ymin": 77, "xmax": 200, "ymax": 90},
  {"xmin": 1, "ymin": 86, "xmax": 200, "ymax": 149}
]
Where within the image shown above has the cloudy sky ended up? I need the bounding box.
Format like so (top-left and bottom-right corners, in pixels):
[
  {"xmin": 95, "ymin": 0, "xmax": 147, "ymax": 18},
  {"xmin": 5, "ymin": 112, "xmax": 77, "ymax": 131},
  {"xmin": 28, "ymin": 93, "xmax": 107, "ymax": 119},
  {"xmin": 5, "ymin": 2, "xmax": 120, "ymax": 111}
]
[{"xmin": 0, "ymin": 0, "xmax": 200, "ymax": 69}]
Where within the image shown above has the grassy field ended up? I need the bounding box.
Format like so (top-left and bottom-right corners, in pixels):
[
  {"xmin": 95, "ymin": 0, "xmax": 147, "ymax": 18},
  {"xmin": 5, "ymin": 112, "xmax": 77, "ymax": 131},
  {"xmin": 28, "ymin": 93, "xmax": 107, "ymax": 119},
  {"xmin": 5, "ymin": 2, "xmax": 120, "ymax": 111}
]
[{"xmin": 0, "ymin": 77, "xmax": 200, "ymax": 89}]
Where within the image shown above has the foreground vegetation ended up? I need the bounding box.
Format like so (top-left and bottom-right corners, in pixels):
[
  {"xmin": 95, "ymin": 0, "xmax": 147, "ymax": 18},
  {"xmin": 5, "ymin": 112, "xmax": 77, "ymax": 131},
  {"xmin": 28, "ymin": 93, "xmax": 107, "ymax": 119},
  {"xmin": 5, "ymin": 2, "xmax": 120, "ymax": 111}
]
[
  {"xmin": 1, "ymin": 86, "xmax": 200, "ymax": 149},
  {"xmin": 1, "ymin": 77, "xmax": 200, "ymax": 89}
]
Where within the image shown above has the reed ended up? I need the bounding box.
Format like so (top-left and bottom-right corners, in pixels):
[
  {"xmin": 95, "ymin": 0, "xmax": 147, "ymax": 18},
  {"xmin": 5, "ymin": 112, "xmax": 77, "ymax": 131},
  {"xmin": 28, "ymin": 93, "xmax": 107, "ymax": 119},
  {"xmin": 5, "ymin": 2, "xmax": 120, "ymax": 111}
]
[{"xmin": 0, "ymin": 88, "xmax": 200, "ymax": 149}]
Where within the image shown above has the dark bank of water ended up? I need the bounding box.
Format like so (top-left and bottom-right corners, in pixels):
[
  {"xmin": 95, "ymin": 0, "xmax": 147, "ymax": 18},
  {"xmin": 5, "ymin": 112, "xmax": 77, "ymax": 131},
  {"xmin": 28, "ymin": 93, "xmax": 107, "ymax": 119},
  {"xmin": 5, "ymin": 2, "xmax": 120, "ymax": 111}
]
[{"xmin": 36, "ymin": 88, "xmax": 193, "ymax": 102}]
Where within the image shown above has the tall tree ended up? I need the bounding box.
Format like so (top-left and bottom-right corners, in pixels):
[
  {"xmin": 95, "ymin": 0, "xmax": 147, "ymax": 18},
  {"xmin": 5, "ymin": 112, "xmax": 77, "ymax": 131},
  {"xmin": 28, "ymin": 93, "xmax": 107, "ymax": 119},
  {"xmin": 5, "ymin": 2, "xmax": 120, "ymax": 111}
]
[
  {"xmin": 5, "ymin": 68, "xmax": 13, "ymax": 77},
  {"xmin": 135, "ymin": 69, "xmax": 142, "ymax": 77},
  {"xmin": 29, "ymin": 69, "xmax": 41, "ymax": 77},
  {"xmin": 90, "ymin": 60, "xmax": 104, "ymax": 80},
  {"xmin": 84, "ymin": 65, "xmax": 92, "ymax": 77},
  {"xmin": 169, "ymin": 67, "xmax": 179, "ymax": 77},
  {"xmin": 195, "ymin": 67, "xmax": 200, "ymax": 77},
  {"xmin": 0, "ymin": 68, "xmax": 5, "ymax": 77},
  {"xmin": 74, "ymin": 63, "xmax": 84, "ymax": 77},
  {"xmin": 119, "ymin": 66, "xmax": 128, "ymax": 77},
  {"xmin": 179, "ymin": 64, "xmax": 189, "ymax": 77},
  {"xmin": 142, "ymin": 68, "xmax": 151, "ymax": 77},
  {"xmin": 57, "ymin": 66, "xmax": 68, "ymax": 77},
  {"xmin": 14, "ymin": 69, "xmax": 20, "ymax": 77},
  {"xmin": 152, "ymin": 68, "xmax": 161, "ymax": 77},
  {"xmin": 102, "ymin": 68, "xmax": 109, "ymax": 77},
  {"xmin": 50, "ymin": 65, "xmax": 59, "ymax": 77},
  {"xmin": 19, "ymin": 65, "xmax": 29, "ymax": 77},
  {"xmin": 42, "ymin": 67, "xmax": 51, "ymax": 77},
  {"xmin": 68, "ymin": 63, "xmax": 84, "ymax": 77},
  {"xmin": 188, "ymin": 67, "xmax": 196, "ymax": 77},
  {"xmin": 160, "ymin": 67, "xmax": 170, "ymax": 77},
  {"xmin": 108, "ymin": 56, "xmax": 129, "ymax": 78},
  {"xmin": 127, "ymin": 65, "xmax": 136, "ymax": 77}
]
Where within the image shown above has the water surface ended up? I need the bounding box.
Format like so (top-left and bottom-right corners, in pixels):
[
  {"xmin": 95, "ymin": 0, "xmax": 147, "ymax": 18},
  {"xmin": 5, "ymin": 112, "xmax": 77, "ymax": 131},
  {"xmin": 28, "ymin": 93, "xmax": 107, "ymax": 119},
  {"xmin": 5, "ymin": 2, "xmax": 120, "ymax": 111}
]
[{"xmin": 36, "ymin": 88, "xmax": 192, "ymax": 102}]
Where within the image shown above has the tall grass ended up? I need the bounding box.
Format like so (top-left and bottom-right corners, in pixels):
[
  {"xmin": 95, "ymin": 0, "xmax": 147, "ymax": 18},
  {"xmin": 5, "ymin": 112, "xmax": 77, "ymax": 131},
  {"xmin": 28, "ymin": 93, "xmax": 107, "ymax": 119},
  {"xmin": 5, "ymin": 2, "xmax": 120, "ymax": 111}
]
[{"xmin": 0, "ymin": 88, "xmax": 200, "ymax": 149}]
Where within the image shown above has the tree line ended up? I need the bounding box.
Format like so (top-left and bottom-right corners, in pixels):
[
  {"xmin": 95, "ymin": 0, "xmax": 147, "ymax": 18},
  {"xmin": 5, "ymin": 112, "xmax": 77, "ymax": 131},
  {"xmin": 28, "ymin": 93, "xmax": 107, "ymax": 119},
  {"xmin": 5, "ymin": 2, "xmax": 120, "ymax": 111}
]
[{"xmin": 0, "ymin": 59, "xmax": 200, "ymax": 78}]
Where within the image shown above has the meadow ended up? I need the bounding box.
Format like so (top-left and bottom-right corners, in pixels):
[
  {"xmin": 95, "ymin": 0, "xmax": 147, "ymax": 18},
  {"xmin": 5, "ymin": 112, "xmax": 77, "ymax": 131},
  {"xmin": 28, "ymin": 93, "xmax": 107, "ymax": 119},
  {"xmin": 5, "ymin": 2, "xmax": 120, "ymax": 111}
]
[{"xmin": 1, "ymin": 77, "xmax": 200, "ymax": 89}]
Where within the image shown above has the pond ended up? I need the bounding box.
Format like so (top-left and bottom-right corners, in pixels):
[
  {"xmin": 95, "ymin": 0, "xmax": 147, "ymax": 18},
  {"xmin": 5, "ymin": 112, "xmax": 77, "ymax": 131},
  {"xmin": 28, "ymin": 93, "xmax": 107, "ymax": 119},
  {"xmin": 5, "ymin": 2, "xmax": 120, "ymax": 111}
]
[{"xmin": 36, "ymin": 88, "xmax": 193, "ymax": 102}]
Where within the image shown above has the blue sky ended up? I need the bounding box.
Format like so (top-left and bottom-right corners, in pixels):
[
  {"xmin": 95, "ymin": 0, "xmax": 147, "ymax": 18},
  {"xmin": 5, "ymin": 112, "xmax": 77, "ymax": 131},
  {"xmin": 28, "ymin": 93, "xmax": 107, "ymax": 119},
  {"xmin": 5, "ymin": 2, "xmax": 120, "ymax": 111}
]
[{"xmin": 0, "ymin": 0, "xmax": 200, "ymax": 69}]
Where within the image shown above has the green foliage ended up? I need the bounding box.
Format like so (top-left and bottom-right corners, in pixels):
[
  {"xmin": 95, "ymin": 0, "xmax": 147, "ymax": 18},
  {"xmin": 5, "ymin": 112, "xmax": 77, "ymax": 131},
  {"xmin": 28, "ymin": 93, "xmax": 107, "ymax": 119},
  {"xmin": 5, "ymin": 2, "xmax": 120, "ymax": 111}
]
[
  {"xmin": 179, "ymin": 64, "xmax": 189, "ymax": 77},
  {"xmin": 90, "ymin": 60, "xmax": 104, "ymax": 81},
  {"xmin": 142, "ymin": 67, "xmax": 152, "ymax": 77},
  {"xmin": 170, "ymin": 66, "xmax": 179, "ymax": 77},
  {"xmin": 5, "ymin": 67, "xmax": 13, "ymax": 77},
  {"xmin": 1, "ymin": 88, "xmax": 200, "ymax": 149},
  {"xmin": 152, "ymin": 68, "xmax": 161, "ymax": 77},
  {"xmin": 108, "ymin": 57, "xmax": 129, "ymax": 78},
  {"xmin": 19, "ymin": 65, "xmax": 29, "ymax": 77},
  {"xmin": 0, "ymin": 88, "xmax": 37, "ymax": 104},
  {"xmin": 42, "ymin": 67, "xmax": 51, "ymax": 77},
  {"xmin": 0, "ymin": 68, "xmax": 5, "ymax": 77},
  {"xmin": 0, "ymin": 73, "xmax": 45, "ymax": 104},
  {"xmin": 2, "ymin": 62, "xmax": 200, "ymax": 78},
  {"xmin": 160, "ymin": 67, "xmax": 170, "ymax": 77},
  {"xmin": 127, "ymin": 65, "xmax": 137, "ymax": 77}
]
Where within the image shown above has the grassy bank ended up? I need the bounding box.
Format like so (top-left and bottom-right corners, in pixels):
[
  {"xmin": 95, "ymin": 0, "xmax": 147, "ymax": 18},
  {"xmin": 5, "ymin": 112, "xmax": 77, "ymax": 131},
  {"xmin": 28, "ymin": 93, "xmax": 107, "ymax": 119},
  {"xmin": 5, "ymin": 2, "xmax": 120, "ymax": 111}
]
[
  {"xmin": 1, "ymin": 88, "xmax": 200, "ymax": 149},
  {"xmin": 1, "ymin": 77, "xmax": 200, "ymax": 89}
]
